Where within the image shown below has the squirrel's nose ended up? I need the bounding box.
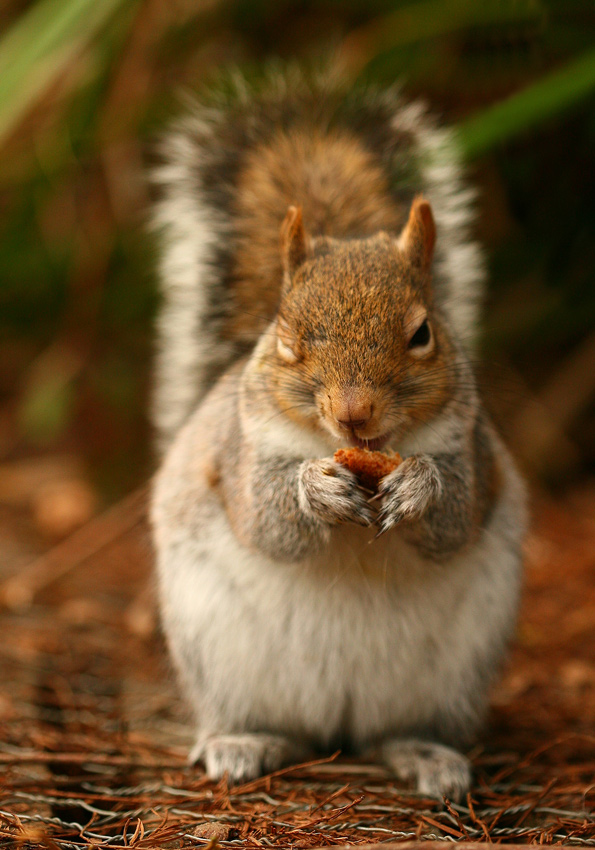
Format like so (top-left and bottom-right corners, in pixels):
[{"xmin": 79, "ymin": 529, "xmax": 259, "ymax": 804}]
[
  {"xmin": 333, "ymin": 391, "xmax": 373, "ymax": 431},
  {"xmin": 337, "ymin": 417, "xmax": 369, "ymax": 430}
]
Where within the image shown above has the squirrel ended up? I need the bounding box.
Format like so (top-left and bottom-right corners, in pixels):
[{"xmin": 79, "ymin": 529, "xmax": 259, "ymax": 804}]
[{"xmin": 150, "ymin": 70, "xmax": 527, "ymax": 801}]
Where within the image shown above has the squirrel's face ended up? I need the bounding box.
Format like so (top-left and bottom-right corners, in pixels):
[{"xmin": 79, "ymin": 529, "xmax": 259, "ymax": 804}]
[{"xmin": 271, "ymin": 200, "xmax": 456, "ymax": 449}]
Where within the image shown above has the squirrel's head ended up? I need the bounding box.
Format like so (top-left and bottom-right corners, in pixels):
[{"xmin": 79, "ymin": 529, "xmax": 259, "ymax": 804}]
[{"xmin": 272, "ymin": 198, "xmax": 456, "ymax": 448}]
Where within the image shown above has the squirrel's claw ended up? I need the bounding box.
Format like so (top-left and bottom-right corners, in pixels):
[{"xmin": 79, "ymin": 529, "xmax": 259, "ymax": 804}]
[
  {"xmin": 300, "ymin": 459, "xmax": 375, "ymax": 527},
  {"xmin": 374, "ymin": 503, "xmax": 401, "ymax": 537},
  {"xmin": 351, "ymin": 488, "xmax": 376, "ymax": 526},
  {"xmin": 372, "ymin": 455, "xmax": 443, "ymax": 535}
]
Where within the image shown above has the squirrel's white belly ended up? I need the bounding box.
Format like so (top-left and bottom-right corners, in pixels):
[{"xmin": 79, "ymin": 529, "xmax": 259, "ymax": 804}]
[{"xmin": 157, "ymin": 483, "xmax": 520, "ymax": 748}]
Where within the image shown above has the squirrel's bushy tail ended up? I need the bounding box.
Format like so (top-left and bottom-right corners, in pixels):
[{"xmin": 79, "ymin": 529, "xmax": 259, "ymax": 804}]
[{"xmin": 150, "ymin": 69, "xmax": 484, "ymax": 453}]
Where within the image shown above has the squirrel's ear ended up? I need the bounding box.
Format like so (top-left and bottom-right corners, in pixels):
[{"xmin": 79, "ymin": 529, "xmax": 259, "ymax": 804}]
[
  {"xmin": 281, "ymin": 205, "xmax": 309, "ymax": 276},
  {"xmin": 397, "ymin": 197, "xmax": 436, "ymax": 272}
]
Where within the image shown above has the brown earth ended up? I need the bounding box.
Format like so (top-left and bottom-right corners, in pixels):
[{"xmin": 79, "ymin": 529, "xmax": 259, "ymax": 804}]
[{"xmin": 0, "ymin": 483, "xmax": 594, "ymax": 848}]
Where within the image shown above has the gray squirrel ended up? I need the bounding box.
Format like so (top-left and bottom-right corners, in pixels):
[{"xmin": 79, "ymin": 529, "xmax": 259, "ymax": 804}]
[{"xmin": 150, "ymin": 70, "xmax": 527, "ymax": 800}]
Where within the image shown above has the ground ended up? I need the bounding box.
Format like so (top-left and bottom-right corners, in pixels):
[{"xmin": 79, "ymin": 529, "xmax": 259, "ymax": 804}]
[{"xmin": 1, "ymin": 483, "xmax": 594, "ymax": 848}]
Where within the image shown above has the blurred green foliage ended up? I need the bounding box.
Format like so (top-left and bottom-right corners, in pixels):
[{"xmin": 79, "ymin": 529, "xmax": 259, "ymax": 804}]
[
  {"xmin": 0, "ymin": 0, "xmax": 594, "ymax": 496},
  {"xmin": 0, "ymin": 0, "xmax": 133, "ymax": 145}
]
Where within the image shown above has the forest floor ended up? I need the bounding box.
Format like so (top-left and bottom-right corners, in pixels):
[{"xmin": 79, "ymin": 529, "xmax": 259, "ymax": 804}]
[{"xmin": 1, "ymin": 481, "xmax": 594, "ymax": 849}]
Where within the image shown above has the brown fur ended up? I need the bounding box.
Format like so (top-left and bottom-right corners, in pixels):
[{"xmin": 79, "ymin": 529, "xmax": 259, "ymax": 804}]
[
  {"xmin": 399, "ymin": 197, "xmax": 436, "ymax": 275},
  {"xmin": 210, "ymin": 117, "xmax": 492, "ymax": 546},
  {"xmin": 262, "ymin": 231, "xmax": 454, "ymax": 446},
  {"xmin": 226, "ymin": 126, "xmax": 405, "ymax": 342}
]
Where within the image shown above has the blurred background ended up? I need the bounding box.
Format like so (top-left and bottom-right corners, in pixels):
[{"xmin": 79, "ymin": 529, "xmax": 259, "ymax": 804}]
[
  {"xmin": 2, "ymin": 7, "xmax": 594, "ymax": 839},
  {"xmin": 0, "ymin": 0, "xmax": 594, "ymax": 544}
]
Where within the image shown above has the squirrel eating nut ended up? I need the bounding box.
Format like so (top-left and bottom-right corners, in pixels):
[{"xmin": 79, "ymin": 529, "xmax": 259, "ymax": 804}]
[{"xmin": 150, "ymin": 68, "xmax": 527, "ymax": 800}]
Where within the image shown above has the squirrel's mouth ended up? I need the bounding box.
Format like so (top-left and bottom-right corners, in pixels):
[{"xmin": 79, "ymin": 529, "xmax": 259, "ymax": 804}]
[{"xmin": 349, "ymin": 432, "xmax": 391, "ymax": 452}]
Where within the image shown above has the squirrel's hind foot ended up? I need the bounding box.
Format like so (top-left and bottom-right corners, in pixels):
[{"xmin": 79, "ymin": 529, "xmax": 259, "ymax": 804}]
[
  {"xmin": 380, "ymin": 738, "xmax": 471, "ymax": 802},
  {"xmin": 190, "ymin": 733, "xmax": 306, "ymax": 784}
]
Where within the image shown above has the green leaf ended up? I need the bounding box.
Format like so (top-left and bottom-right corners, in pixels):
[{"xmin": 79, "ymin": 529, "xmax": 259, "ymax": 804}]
[
  {"xmin": 0, "ymin": 0, "xmax": 135, "ymax": 146},
  {"xmin": 343, "ymin": 0, "xmax": 545, "ymax": 76},
  {"xmin": 457, "ymin": 47, "xmax": 595, "ymax": 159}
]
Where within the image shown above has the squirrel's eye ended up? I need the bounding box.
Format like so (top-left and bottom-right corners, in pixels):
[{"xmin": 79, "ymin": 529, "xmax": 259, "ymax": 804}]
[{"xmin": 407, "ymin": 319, "xmax": 433, "ymax": 355}]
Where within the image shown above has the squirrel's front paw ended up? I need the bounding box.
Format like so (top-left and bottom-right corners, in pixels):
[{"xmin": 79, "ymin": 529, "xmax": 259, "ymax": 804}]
[
  {"xmin": 376, "ymin": 454, "xmax": 442, "ymax": 534},
  {"xmin": 299, "ymin": 459, "xmax": 374, "ymax": 527}
]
